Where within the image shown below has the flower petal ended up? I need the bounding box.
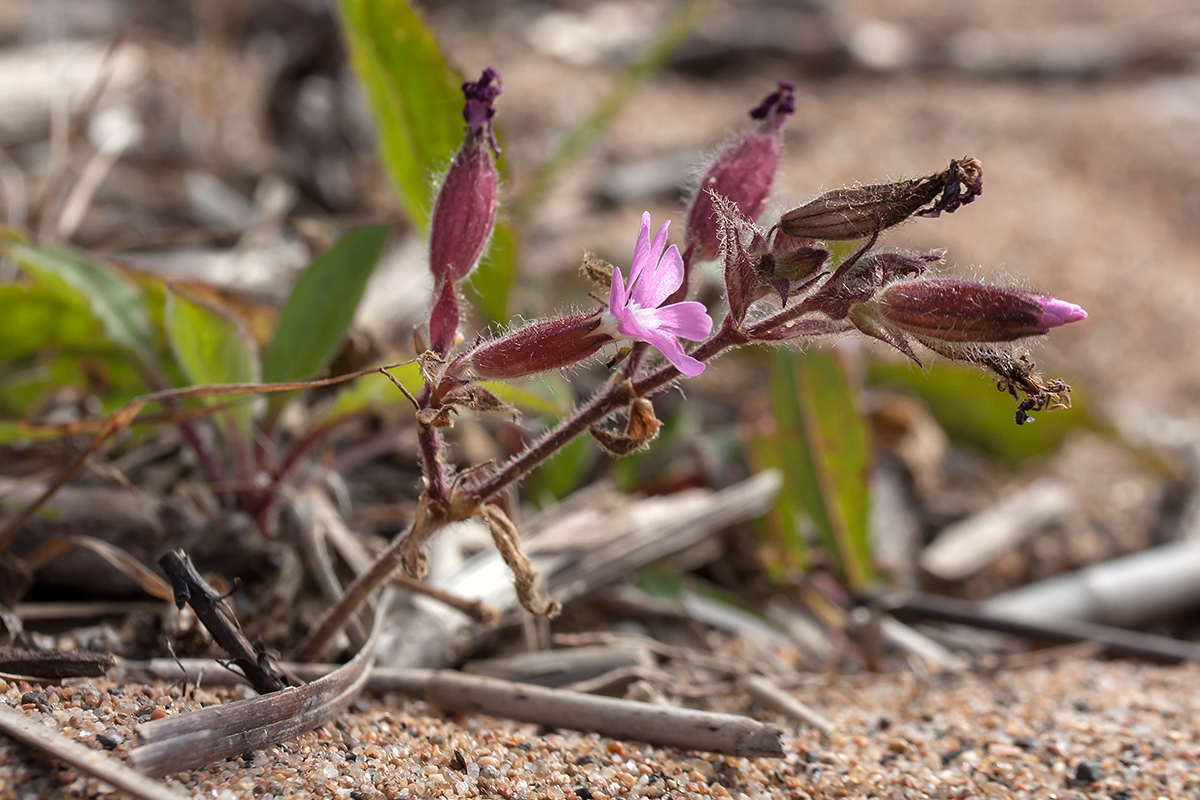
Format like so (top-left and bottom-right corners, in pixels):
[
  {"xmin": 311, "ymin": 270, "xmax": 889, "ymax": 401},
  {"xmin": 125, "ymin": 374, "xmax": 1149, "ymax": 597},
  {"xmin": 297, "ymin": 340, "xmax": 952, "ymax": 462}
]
[
  {"xmin": 642, "ymin": 329, "xmax": 706, "ymax": 377},
  {"xmin": 608, "ymin": 261, "xmax": 628, "ymax": 316},
  {"xmin": 628, "ymin": 212, "xmax": 654, "ymax": 286},
  {"xmin": 630, "ymin": 243, "xmax": 684, "ymax": 309},
  {"xmin": 647, "ymin": 300, "xmax": 713, "ymax": 341}
]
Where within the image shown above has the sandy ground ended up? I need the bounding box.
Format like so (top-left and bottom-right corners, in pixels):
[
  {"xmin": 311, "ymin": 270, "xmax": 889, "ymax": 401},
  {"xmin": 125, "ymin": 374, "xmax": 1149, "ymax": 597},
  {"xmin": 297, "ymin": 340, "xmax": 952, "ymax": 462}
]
[{"xmin": 3, "ymin": 657, "xmax": 1199, "ymax": 799}]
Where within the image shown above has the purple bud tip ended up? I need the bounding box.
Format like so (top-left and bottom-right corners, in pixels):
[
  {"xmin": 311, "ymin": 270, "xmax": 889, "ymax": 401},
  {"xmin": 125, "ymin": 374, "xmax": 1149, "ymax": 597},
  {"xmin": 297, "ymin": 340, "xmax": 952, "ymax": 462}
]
[
  {"xmin": 749, "ymin": 79, "xmax": 796, "ymax": 131},
  {"xmin": 1036, "ymin": 297, "xmax": 1088, "ymax": 328},
  {"xmin": 462, "ymin": 67, "xmax": 502, "ymax": 153}
]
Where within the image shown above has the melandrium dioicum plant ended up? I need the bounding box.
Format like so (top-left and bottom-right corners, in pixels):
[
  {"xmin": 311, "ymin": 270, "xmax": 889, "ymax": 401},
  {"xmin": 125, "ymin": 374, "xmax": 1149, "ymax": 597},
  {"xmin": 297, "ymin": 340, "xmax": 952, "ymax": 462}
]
[{"xmin": 293, "ymin": 70, "xmax": 1087, "ymax": 660}]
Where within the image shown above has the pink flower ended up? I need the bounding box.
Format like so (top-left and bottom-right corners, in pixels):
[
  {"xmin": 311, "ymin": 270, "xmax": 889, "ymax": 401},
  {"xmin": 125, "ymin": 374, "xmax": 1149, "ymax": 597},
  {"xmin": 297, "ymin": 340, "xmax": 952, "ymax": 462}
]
[{"xmin": 607, "ymin": 213, "xmax": 714, "ymax": 377}]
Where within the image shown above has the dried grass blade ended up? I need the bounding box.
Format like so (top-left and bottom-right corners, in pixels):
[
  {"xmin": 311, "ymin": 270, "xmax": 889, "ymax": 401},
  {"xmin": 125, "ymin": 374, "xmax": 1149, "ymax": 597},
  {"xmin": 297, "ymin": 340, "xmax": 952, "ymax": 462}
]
[
  {"xmin": 130, "ymin": 589, "xmax": 393, "ymax": 777},
  {"xmin": 22, "ymin": 535, "xmax": 174, "ymax": 601}
]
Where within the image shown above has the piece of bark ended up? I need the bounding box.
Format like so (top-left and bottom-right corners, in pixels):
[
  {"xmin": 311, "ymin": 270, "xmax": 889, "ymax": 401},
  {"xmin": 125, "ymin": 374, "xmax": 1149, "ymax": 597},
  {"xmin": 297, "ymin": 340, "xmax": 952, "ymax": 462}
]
[
  {"xmin": 0, "ymin": 648, "xmax": 113, "ymax": 679},
  {"xmin": 921, "ymin": 482, "xmax": 1073, "ymax": 581}
]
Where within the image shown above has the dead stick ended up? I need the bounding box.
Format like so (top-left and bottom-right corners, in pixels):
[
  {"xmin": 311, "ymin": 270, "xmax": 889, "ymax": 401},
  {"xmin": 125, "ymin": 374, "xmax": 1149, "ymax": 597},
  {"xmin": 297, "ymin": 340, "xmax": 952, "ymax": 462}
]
[
  {"xmin": 421, "ymin": 671, "xmax": 783, "ymax": 758},
  {"xmin": 158, "ymin": 550, "xmax": 287, "ymax": 694},
  {"xmin": 0, "ymin": 648, "xmax": 114, "ymax": 680},
  {"xmin": 742, "ymin": 674, "xmax": 834, "ymax": 739}
]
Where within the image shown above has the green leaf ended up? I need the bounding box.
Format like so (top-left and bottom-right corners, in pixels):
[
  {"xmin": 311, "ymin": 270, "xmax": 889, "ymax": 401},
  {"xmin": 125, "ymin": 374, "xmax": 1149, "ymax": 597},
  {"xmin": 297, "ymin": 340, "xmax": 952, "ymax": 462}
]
[
  {"xmin": 339, "ymin": 0, "xmax": 463, "ymax": 231},
  {"xmin": 165, "ymin": 290, "xmax": 260, "ymax": 434},
  {"xmin": 769, "ymin": 348, "xmax": 874, "ymax": 590},
  {"xmin": 4, "ymin": 241, "xmax": 154, "ymax": 364},
  {"xmin": 263, "ymin": 225, "xmax": 388, "ymax": 412},
  {"xmin": 866, "ymin": 359, "xmax": 1093, "ymax": 467}
]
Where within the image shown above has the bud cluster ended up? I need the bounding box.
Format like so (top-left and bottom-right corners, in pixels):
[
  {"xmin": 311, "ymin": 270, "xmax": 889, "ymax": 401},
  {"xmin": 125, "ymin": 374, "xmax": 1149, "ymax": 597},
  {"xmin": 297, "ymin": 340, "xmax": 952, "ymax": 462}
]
[
  {"xmin": 416, "ymin": 71, "xmax": 1085, "ymax": 436},
  {"xmin": 427, "ymin": 68, "xmax": 503, "ymax": 356}
]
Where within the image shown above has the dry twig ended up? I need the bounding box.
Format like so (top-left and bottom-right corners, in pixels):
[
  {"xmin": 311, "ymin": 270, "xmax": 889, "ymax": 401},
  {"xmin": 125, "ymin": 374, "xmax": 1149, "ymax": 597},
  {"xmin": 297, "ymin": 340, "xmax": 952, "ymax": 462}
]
[{"xmin": 158, "ymin": 549, "xmax": 288, "ymax": 695}]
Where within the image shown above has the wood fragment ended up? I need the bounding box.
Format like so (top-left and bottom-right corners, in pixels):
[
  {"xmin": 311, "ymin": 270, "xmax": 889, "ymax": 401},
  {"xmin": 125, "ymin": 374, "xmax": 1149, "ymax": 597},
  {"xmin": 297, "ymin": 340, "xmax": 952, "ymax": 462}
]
[
  {"xmin": 742, "ymin": 674, "xmax": 834, "ymax": 738},
  {"xmin": 0, "ymin": 703, "xmax": 184, "ymax": 800},
  {"xmin": 0, "ymin": 648, "xmax": 113, "ymax": 679},
  {"xmin": 981, "ymin": 538, "xmax": 1200, "ymax": 628},
  {"xmin": 158, "ymin": 549, "xmax": 287, "ymax": 695},
  {"xmin": 920, "ymin": 482, "xmax": 1073, "ymax": 580},
  {"xmin": 131, "ymin": 591, "xmax": 393, "ymax": 777},
  {"xmin": 420, "ymin": 670, "xmax": 783, "ymax": 757},
  {"xmin": 462, "ymin": 645, "xmax": 653, "ymax": 688},
  {"xmin": 882, "ymin": 592, "xmax": 1200, "ymax": 664}
]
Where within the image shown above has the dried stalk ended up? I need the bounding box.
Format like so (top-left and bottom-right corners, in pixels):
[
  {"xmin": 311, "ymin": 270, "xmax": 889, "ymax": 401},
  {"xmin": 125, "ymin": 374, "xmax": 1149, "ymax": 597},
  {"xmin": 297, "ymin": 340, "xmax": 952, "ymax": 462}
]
[
  {"xmin": 881, "ymin": 592, "xmax": 1200, "ymax": 663},
  {"xmin": 131, "ymin": 590, "xmax": 393, "ymax": 777},
  {"xmin": 158, "ymin": 550, "xmax": 287, "ymax": 695},
  {"xmin": 742, "ymin": 674, "xmax": 834, "ymax": 738},
  {"xmin": 0, "ymin": 648, "xmax": 113, "ymax": 680}
]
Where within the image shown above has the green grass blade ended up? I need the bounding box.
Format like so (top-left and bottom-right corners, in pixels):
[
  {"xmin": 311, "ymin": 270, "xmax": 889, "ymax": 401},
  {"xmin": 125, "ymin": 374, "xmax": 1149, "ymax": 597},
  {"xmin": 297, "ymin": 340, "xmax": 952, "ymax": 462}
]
[
  {"xmin": 770, "ymin": 348, "xmax": 874, "ymax": 590},
  {"xmin": 339, "ymin": 0, "xmax": 464, "ymax": 231}
]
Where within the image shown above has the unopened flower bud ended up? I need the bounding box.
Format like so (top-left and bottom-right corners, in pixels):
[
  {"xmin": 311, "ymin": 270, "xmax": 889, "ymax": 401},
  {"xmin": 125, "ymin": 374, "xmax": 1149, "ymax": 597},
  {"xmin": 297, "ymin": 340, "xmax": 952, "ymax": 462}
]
[
  {"xmin": 778, "ymin": 157, "xmax": 983, "ymax": 241},
  {"xmin": 685, "ymin": 79, "xmax": 795, "ymax": 260},
  {"xmin": 877, "ymin": 279, "xmax": 1086, "ymax": 344},
  {"xmin": 462, "ymin": 312, "xmax": 613, "ymax": 380},
  {"xmin": 428, "ymin": 280, "xmax": 461, "ymax": 356},
  {"xmin": 428, "ymin": 68, "xmax": 501, "ymax": 286}
]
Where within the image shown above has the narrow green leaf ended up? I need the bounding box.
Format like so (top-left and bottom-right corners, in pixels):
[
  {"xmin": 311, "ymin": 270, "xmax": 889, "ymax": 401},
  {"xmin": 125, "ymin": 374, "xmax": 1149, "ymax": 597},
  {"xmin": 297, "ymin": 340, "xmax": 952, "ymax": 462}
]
[
  {"xmin": 339, "ymin": 0, "xmax": 463, "ymax": 230},
  {"xmin": 4, "ymin": 241, "xmax": 154, "ymax": 364},
  {"xmin": 165, "ymin": 290, "xmax": 260, "ymax": 434},
  {"xmin": 748, "ymin": 425, "xmax": 807, "ymax": 579},
  {"xmin": 771, "ymin": 349, "xmax": 874, "ymax": 589},
  {"xmin": 264, "ymin": 226, "xmax": 388, "ymax": 389}
]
